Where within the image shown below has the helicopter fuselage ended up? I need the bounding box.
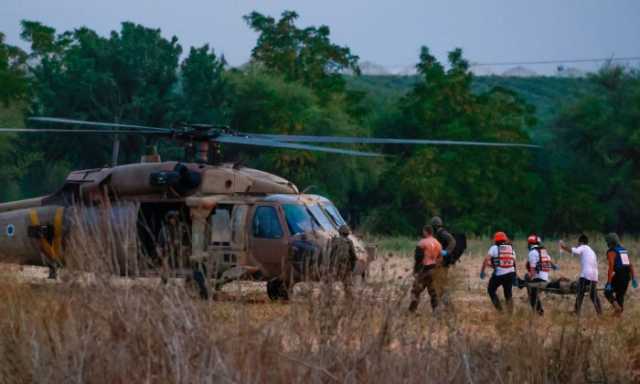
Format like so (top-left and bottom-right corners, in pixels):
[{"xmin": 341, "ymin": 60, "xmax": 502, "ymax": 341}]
[{"xmin": 0, "ymin": 161, "xmax": 373, "ymax": 288}]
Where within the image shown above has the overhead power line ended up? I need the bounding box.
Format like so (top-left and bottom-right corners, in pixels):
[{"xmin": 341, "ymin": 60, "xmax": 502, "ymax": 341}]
[{"xmin": 471, "ymin": 56, "xmax": 640, "ymax": 67}]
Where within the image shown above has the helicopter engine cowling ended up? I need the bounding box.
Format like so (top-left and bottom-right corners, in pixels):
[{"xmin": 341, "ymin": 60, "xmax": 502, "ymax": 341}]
[{"xmin": 108, "ymin": 162, "xmax": 201, "ymax": 196}]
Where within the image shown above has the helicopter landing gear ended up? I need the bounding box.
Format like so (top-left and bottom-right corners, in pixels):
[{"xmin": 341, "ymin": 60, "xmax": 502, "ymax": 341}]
[
  {"xmin": 267, "ymin": 278, "xmax": 289, "ymax": 301},
  {"xmin": 192, "ymin": 263, "xmax": 209, "ymax": 300}
]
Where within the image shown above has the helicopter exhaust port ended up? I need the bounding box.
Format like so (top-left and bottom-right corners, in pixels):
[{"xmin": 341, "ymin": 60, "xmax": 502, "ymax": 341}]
[{"xmin": 149, "ymin": 163, "xmax": 202, "ymax": 195}]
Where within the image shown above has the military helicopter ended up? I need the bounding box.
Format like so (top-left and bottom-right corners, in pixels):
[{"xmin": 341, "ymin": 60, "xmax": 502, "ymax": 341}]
[{"xmin": 0, "ymin": 117, "xmax": 538, "ymax": 299}]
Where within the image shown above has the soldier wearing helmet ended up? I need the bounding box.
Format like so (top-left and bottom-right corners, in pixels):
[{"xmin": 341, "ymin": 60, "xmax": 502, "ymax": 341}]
[
  {"xmin": 430, "ymin": 216, "xmax": 456, "ymax": 262},
  {"xmin": 327, "ymin": 224, "xmax": 357, "ymax": 298},
  {"xmin": 430, "ymin": 216, "xmax": 457, "ymax": 306},
  {"xmin": 604, "ymin": 232, "xmax": 637, "ymax": 314},
  {"xmin": 525, "ymin": 234, "xmax": 557, "ymax": 315},
  {"xmin": 156, "ymin": 210, "xmax": 189, "ymax": 284},
  {"xmin": 480, "ymin": 231, "xmax": 517, "ymax": 312}
]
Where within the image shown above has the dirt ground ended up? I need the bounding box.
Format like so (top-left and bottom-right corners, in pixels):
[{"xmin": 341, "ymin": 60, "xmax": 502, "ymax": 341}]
[
  {"xmin": 2, "ymin": 239, "xmax": 635, "ymax": 318},
  {"xmin": 1, "ymin": 239, "xmax": 640, "ymax": 383}
]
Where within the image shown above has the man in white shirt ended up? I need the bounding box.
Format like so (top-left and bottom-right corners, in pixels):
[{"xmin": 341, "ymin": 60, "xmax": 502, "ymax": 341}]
[{"xmin": 560, "ymin": 234, "xmax": 602, "ymax": 315}]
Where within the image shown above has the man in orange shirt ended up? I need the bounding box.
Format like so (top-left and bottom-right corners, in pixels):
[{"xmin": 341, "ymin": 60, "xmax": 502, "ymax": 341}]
[
  {"xmin": 604, "ymin": 233, "xmax": 637, "ymax": 314},
  {"xmin": 409, "ymin": 225, "xmax": 443, "ymax": 313}
]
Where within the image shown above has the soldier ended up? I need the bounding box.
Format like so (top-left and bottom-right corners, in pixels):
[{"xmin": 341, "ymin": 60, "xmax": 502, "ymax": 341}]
[
  {"xmin": 604, "ymin": 233, "xmax": 638, "ymax": 314},
  {"xmin": 480, "ymin": 231, "xmax": 517, "ymax": 312},
  {"xmin": 156, "ymin": 211, "xmax": 188, "ymax": 283},
  {"xmin": 409, "ymin": 225, "xmax": 443, "ymax": 313},
  {"xmin": 430, "ymin": 216, "xmax": 456, "ymax": 305},
  {"xmin": 328, "ymin": 224, "xmax": 357, "ymax": 298}
]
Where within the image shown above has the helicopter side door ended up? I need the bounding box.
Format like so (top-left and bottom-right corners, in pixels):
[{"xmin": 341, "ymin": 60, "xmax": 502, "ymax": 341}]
[
  {"xmin": 206, "ymin": 203, "xmax": 249, "ymax": 275},
  {"xmin": 249, "ymin": 204, "xmax": 289, "ymax": 279}
]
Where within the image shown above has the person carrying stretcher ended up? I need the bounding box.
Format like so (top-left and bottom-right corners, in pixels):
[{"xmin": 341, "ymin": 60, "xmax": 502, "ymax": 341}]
[
  {"xmin": 603, "ymin": 233, "xmax": 638, "ymax": 315},
  {"xmin": 525, "ymin": 234, "xmax": 558, "ymax": 316},
  {"xmin": 559, "ymin": 234, "xmax": 602, "ymax": 315},
  {"xmin": 480, "ymin": 232, "xmax": 517, "ymax": 313}
]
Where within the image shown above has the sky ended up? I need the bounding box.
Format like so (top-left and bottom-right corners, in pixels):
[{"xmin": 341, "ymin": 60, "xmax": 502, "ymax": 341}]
[{"xmin": 2, "ymin": 0, "xmax": 639, "ymax": 74}]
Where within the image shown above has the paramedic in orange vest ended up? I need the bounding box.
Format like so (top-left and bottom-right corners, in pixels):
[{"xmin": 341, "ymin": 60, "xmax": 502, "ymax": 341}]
[
  {"xmin": 409, "ymin": 225, "xmax": 443, "ymax": 313},
  {"xmin": 480, "ymin": 232, "xmax": 517, "ymax": 312},
  {"xmin": 604, "ymin": 233, "xmax": 638, "ymax": 314},
  {"xmin": 526, "ymin": 235, "xmax": 557, "ymax": 315}
]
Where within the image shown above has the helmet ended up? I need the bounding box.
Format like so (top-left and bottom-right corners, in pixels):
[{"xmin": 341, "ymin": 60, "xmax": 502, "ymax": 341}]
[
  {"xmin": 338, "ymin": 225, "xmax": 351, "ymax": 236},
  {"xmin": 165, "ymin": 210, "xmax": 179, "ymax": 220},
  {"xmin": 494, "ymin": 231, "xmax": 508, "ymax": 243},
  {"xmin": 430, "ymin": 216, "xmax": 443, "ymax": 228},
  {"xmin": 527, "ymin": 235, "xmax": 541, "ymax": 245},
  {"xmin": 605, "ymin": 232, "xmax": 620, "ymax": 247}
]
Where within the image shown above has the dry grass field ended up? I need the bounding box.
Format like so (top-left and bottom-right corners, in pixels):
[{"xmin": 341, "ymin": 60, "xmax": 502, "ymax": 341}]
[{"xmin": 1, "ymin": 235, "xmax": 640, "ymax": 383}]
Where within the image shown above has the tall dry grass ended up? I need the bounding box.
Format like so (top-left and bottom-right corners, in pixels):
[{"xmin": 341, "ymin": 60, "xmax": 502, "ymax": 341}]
[{"xmin": 1, "ymin": 214, "xmax": 640, "ymax": 383}]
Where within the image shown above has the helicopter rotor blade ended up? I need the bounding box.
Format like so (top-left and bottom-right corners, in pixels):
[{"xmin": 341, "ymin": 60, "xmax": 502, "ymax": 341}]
[
  {"xmin": 216, "ymin": 135, "xmax": 383, "ymax": 157},
  {"xmin": 29, "ymin": 117, "xmax": 172, "ymax": 132},
  {"xmin": 239, "ymin": 133, "xmax": 541, "ymax": 149},
  {"xmin": 0, "ymin": 128, "xmax": 168, "ymax": 135}
]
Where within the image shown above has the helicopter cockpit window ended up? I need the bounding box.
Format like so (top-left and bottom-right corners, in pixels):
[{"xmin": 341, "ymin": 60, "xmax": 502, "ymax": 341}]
[
  {"xmin": 321, "ymin": 203, "xmax": 347, "ymax": 227},
  {"xmin": 283, "ymin": 204, "xmax": 317, "ymax": 235},
  {"xmin": 252, "ymin": 206, "xmax": 283, "ymax": 239},
  {"xmin": 307, "ymin": 204, "xmax": 335, "ymax": 231}
]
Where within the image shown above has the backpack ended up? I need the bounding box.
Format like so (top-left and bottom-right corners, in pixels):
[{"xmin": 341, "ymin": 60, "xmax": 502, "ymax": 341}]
[{"xmin": 443, "ymin": 232, "xmax": 467, "ymax": 266}]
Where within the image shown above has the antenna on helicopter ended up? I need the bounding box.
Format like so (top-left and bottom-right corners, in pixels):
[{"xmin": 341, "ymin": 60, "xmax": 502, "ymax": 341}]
[
  {"xmin": 112, "ymin": 133, "xmax": 120, "ymax": 166},
  {"xmin": 141, "ymin": 144, "xmax": 161, "ymax": 163},
  {"xmin": 302, "ymin": 185, "xmax": 317, "ymax": 194}
]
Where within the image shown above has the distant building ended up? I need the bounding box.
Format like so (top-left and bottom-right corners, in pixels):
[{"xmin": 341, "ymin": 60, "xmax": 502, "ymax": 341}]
[
  {"xmin": 502, "ymin": 66, "xmax": 538, "ymax": 77},
  {"xmin": 358, "ymin": 61, "xmax": 391, "ymax": 76},
  {"xmin": 556, "ymin": 65, "xmax": 586, "ymax": 78},
  {"xmin": 469, "ymin": 63, "xmax": 497, "ymax": 76},
  {"xmin": 387, "ymin": 65, "xmax": 417, "ymax": 76}
]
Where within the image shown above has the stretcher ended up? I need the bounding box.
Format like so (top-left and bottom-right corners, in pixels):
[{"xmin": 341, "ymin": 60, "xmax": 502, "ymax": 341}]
[{"xmin": 517, "ymin": 277, "xmax": 604, "ymax": 295}]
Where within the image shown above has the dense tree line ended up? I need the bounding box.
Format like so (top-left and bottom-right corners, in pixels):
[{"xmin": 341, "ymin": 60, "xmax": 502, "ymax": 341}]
[{"xmin": 0, "ymin": 11, "xmax": 638, "ymax": 236}]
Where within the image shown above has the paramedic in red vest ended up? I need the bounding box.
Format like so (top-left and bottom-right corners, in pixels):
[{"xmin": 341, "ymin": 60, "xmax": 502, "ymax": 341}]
[
  {"xmin": 559, "ymin": 234, "xmax": 602, "ymax": 315},
  {"xmin": 526, "ymin": 235, "xmax": 557, "ymax": 315},
  {"xmin": 409, "ymin": 225, "xmax": 443, "ymax": 313},
  {"xmin": 604, "ymin": 233, "xmax": 638, "ymax": 314},
  {"xmin": 480, "ymin": 232, "xmax": 517, "ymax": 312}
]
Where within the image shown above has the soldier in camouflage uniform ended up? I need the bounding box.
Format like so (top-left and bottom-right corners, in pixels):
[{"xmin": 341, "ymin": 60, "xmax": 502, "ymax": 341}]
[
  {"xmin": 328, "ymin": 224, "xmax": 357, "ymax": 299},
  {"xmin": 431, "ymin": 216, "xmax": 456, "ymax": 307},
  {"xmin": 156, "ymin": 211, "xmax": 188, "ymax": 283}
]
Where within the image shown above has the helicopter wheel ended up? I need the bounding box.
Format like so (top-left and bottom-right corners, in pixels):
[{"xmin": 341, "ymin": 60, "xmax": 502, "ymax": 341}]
[{"xmin": 267, "ymin": 278, "xmax": 289, "ymax": 301}]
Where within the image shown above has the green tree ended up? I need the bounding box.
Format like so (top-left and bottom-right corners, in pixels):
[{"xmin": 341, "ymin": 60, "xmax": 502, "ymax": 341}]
[
  {"xmin": 0, "ymin": 32, "xmax": 28, "ymax": 105},
  {"xmin": 549, "ymin": 66, "xmax": 640, "ymax": 233},
  {"xmin": 226, "ymin": 69, "xmax": 379, "ymax": 211},
  {"xmin": 179, "ymin": 44, "xmax": 229, "ymax": 123},
  {"xmin": 0, "ymin": 32, "xmax": 29, "ymax": 200},
  {"xmin": 244, "ymin": 11, "xmax": 360, "ymax": 101},
  {"xmin": 367, "ymin": 47, "xmax": 539, "ymax": 234},
  {"xmin": 21, "ymin": 21, "xmax": 182, "ymax": 172}
]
